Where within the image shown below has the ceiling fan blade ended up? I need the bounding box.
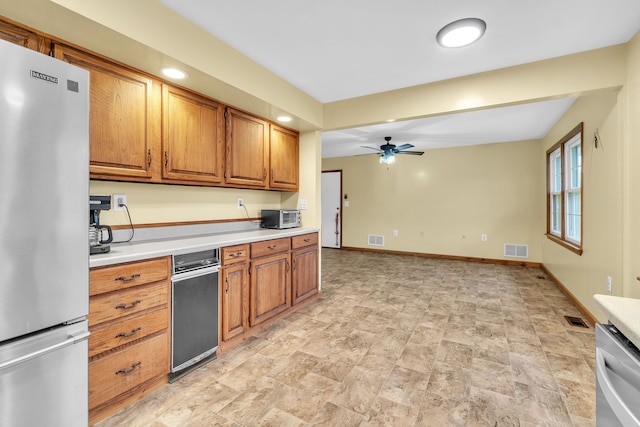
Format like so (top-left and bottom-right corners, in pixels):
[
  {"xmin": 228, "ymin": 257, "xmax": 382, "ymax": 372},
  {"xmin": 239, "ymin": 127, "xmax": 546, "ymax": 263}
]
[
  {"xmin": 395, "ymin": 151, "xmax": 424, "ymax": 155},
  {"xmin": 394, "ymin": 143, "xmax": 414, "ymax": 151},
  {"xmin": 360, "ymin": 146, "xmax": 383, "ymax": 152}
]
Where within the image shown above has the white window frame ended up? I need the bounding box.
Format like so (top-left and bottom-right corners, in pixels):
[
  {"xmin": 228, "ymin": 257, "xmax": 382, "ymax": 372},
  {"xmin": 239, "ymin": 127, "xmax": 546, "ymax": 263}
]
[
  {"xmin": 549, "ymin": 147, "xmax": 562, "ymax": 237},
  {"xmin": 546, "ymin": 123, "xmax": 583, "ymax": 255}
]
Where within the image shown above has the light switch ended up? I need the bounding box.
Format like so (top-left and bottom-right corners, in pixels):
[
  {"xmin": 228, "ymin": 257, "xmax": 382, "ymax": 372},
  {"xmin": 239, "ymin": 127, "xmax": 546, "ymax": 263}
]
[{"xmin": 344, "ymin": 200, "xmax": 350, "ymax": 207}]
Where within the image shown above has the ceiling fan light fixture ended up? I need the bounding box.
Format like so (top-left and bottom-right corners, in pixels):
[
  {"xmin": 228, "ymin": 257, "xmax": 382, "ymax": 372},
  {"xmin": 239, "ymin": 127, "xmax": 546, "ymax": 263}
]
[
  {"xmin": 379, "ymin": 154, "xmax": 395, "ymax": 165},
  {"xmin": 436, "ymin": 18, "xmax": 486, "ymax": 48}
]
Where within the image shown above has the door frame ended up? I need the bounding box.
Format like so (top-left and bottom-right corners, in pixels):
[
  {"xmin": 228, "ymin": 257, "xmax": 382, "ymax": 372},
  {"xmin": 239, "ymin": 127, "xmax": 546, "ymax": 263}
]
[{"xmin": 321, "ymin": 170, "xmax": 343, "ymax": 248}]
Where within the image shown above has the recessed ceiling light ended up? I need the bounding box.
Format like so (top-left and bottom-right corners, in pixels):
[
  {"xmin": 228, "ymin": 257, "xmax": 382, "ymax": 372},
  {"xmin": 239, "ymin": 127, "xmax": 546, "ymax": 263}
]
[
  {"xmin": 161, "ymin": 67, "xmax": 187, "ymax": 79},
  {"xmin": 436, "ymin": 18, "xmax": 486, "ymax": 48},
  {"xmin": 277, "ymin": 116, "xmax": 292, "ymax": 123}
]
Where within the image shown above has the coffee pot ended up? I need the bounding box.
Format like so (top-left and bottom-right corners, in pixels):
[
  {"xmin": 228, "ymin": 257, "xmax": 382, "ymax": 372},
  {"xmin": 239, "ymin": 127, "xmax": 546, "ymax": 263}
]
[
  {"xmin": 89, "ymin": 195, "xmax": 113, "ymax": 254},
  {"xmin": 89, "ymin": 224, "xmax": 112, "ymax": 249}
]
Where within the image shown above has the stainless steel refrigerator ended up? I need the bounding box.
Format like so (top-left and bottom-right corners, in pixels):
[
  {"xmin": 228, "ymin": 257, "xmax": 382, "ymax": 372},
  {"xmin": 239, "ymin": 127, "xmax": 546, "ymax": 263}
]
[{"xmin": 0, "ymin": 39, "xmax": 90, "ymax": 426}]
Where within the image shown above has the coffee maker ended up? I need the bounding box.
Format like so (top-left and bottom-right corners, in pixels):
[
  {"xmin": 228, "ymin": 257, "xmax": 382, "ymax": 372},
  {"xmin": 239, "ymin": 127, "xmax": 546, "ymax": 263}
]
[{"xmin": 89, "ymin": 195, "xmax": 113, "ymax": 254}]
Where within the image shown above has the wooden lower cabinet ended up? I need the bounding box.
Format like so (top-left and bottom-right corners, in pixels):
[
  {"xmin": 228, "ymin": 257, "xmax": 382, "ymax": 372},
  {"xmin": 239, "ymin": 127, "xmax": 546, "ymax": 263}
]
[
  {"xmin": 291, "ymin": 233, "xmax": 319, "ymax": 304},
  {"xmin": 221, "ymin": 262, "xmax": 249, "ymax": 341},
  {"xmin": 88, "ymin": 257, "xmax": 171, "ymax": 425},
  {"xmin": 292, "ymin": 245, "xmax": 319, "ymax": 304},
  {"xmin": 89, "ymin": 332, "xmax": 168, "ymax": 410},
  {"xmin": 220, "ymin": 233, "xmax": 319, "ymax": 349},
  {"xmin": 250, "ymin": 252, "xmax": 291, "ymax": 326}
]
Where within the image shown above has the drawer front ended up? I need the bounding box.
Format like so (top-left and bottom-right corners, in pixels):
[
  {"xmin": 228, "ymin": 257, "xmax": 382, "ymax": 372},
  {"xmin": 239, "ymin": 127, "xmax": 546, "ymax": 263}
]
[
  {"xmin": 221, "ymin": 244, "xmax": 249, "ymax": 266},
  {"xmin": 89, "ymin": 307, "xmax": 168, "ymax": 358},
  {"xmin": 291, "ymin": 232, "xmax": 318, "ymax": 250},
  {"xmin": 90, "ymin": 257, "xmax": 170, "ymax": 296},
  {"xmin": 89, "ymin": 282, "xmax": 168, "ymax": 327},
  {"xmin": 89, "ymin": 332, "xmax": 168, "ymax": 410},
  {"xmin": 251, "ymin": 238, "xmax": 290, "ymax": 259}
]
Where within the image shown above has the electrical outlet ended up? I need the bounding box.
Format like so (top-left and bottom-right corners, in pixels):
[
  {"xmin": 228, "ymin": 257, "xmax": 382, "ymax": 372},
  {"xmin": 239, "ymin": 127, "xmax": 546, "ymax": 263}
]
[
  {"xmin": 607, "ymin": 276, "xmax": 612, "ymax": 293},
  {"xmin": 481, "ymin": 234, "xmax": 487, "ymax": 241},
  {"xmin": 113, "ymin": 194, "xmax": 126, "ymax": 211},
  {"xmin": 299, "ymin": 199, "xmax": 308, "ymax": 210},
  {"xmin": 236, "ymin": 197, "xmax": 244, "ymax": 209}
]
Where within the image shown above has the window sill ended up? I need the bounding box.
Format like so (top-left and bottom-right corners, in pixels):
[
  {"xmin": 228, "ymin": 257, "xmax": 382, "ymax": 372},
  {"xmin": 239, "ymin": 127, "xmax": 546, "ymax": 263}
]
[{"xmin": 545, "ymin": 233, "xmax": 583, "ymax": 255}]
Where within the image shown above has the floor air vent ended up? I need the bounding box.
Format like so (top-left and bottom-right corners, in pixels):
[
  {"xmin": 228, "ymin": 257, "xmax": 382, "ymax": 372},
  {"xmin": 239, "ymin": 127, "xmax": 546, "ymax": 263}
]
[
  {"xmin": 564, "ymin": 315, "xmax": 589, "ymax": 328},
  {"xmin": 504, "ymin": 244, "xmax": 528, "ymax": 258},
  {"xmin": 368, "ymin": 234, "xmax": 384, "ymax": 247}
]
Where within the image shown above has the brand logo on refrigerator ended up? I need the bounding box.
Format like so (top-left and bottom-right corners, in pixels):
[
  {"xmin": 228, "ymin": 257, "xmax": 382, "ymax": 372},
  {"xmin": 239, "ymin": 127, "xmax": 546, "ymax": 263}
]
[{"xmin": 30, "ymin": 70, "xmax": 58, "ymax": 84}]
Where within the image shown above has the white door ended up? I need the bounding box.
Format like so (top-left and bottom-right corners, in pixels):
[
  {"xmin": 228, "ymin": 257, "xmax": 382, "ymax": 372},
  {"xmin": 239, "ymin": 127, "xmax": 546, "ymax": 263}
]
[{"xmin": 321, "ymin": 171, "xmax": 341, "ymax": 248}]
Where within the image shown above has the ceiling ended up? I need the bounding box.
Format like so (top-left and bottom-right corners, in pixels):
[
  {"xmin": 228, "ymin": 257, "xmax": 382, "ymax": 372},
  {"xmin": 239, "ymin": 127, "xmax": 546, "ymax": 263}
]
[{"xmin": 159, "ymin": 0, "xmax": 640, "ymax": 158}]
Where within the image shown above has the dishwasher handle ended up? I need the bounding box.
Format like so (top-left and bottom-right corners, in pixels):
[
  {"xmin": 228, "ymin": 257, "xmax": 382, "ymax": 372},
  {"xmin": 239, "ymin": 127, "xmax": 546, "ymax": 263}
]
[
  {"xmin": 172, "ymin": 265, "xmax": 219, "ymax": 282},
  {"xmin": 0, "ymin": 330, "xmax": 90, "ymax": 372},
  {"xmin": 596, "ymin": 347, "xmax": 640, "ymax": 427}
]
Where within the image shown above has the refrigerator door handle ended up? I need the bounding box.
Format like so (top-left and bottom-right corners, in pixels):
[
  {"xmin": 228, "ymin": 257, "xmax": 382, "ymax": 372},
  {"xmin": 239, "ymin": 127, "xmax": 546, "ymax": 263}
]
[{"xmin": 0, "ymin": 330, "xmax": 90, "ymax": 372}]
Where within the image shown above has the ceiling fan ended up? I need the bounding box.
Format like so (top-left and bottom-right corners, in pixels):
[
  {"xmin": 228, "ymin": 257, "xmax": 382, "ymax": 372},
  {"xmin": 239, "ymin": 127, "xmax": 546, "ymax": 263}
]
[{"xmin": 361, "ymin": 136, "xmax": 424, "ymax": 164}]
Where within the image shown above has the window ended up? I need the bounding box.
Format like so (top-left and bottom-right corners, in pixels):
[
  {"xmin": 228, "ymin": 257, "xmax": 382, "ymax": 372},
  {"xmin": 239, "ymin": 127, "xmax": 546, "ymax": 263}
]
[{"xmin": 546, "ymin": 123, "xmax": 583, "ymax": 254}]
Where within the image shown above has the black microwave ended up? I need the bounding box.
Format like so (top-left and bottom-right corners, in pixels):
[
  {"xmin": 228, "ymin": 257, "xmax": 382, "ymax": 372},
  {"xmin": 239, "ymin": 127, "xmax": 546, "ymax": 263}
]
[{"xmin": 260, "ymin": 209, "xmax": 301, "ymax": 229}]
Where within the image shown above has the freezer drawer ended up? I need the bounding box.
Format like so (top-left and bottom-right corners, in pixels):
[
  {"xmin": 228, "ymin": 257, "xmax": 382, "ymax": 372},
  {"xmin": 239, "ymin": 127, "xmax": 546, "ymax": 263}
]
[{"xmin": 0, "ymin": 321, "xmax": 89, "ymax": 427}]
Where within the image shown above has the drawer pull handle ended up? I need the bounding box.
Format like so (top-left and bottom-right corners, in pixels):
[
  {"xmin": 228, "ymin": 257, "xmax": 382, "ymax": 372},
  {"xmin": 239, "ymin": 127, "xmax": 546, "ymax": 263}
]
[
  {"xmin": 225, "ymin": 277, "xmax": 229, "ymax": 294},
  {"xmin": 115, "ymin": 300, "xmax": 141, "ymax": 310},
  {"xmin": 115, "ymin": 274, "xmax": 141, "ymax": 283},
  {"xmin": 115, "ymin": 361, "xmax": 141, "ymax": 376},
  {"xmin": 268, "ymin": 245, "xmax": 277, "ymax": 250},
  {"xmin": 303, "ymin": 238, "xmax": 310, "ymax": 242},
  {"xmin": 115, "ymin": 327, "xmax": 141, "ymax": 338}
]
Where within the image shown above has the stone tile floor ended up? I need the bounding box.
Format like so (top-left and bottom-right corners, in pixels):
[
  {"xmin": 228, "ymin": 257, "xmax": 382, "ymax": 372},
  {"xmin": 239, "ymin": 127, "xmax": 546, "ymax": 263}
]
[{"xmin": 97, "ymin": 249, "xmax": 596, "ymax": 426}]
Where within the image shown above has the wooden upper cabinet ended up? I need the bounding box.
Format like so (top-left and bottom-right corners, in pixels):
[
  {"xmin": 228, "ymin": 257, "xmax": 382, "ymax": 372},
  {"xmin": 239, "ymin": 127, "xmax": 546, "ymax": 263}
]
[
  {"xmin": 162, "ymin": 85, "xmax": 224, "ymax": 184},
  {"xmin": 53, "ymin": 43, "xmax": 160, "ymax": 182},
  {"xmin": 270, "ymin": 125, "xmax": 299, "ymax": 191},
  {"xmin": 0, "ymin": 19, "xmax": 50, "ymax": 53},
  {"xmin": 225, "ymin": 107, "xmax": 269, "ymax": 188}
]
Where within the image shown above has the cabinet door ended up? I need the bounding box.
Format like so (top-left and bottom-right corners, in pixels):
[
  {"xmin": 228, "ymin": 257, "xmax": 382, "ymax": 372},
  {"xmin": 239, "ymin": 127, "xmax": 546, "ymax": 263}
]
[
  {"xmin": 250, "ymin": 253, "xmax": 290, "ymax": 326},
  {"xmin": 270, "ymin": 125, "xmax": 299, "ymax": 190},
  {"xmin": 0, "ymin": 18, "xmax": 50, "ymax": 53},
  {"xmin": 225, "ymin": 108, "xmax": 269, "ymax": 188},
  {"xmin": 162, "ymin": 85, "xmax": 225, "ymax": 184},
  {"xmin": 221, "ymin": 263, "xmax": 248, "ymax": 341},
  {"xmin": 53, "ymin": 44, "xmax": 160, "ymax": 181},
  {"xmin": 292, "ymin": 245, "xmax": 319, "ymax": 304}
]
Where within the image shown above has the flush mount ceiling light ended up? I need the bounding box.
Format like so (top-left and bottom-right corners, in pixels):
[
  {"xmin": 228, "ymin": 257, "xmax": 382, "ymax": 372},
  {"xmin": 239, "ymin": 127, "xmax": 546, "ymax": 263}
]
[
  {"xmin": 161, "ymin": 67, "xmax": 187, "ymax": 79},
  {"xmin": 277, "ymin": 115, "xmax": 292, "ymax": 123},
  {"xmin": 436, "ymin": 18, "xmax": 486, "ymax": 48}
]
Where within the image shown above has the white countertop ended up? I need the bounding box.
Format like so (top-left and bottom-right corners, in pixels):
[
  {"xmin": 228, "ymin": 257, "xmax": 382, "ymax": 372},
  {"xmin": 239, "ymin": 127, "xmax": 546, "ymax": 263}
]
[
  {"xmin": 593, "ymin": 294, "xmax": 640, "ymax": 348},
  {"xmin": 89, "ymin": 227, "xmax": 319, "ymax": 268}
]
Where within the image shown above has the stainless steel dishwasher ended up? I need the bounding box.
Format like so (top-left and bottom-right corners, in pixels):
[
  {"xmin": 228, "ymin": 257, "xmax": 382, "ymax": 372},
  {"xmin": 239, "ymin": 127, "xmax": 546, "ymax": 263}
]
[
  {"xmin": 596, "ymin": 323, "xmax": 640, "ymax": 426},
  {"xmin": 170, "ymin": 248, "xmax": 220, "ymax": 382}
]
